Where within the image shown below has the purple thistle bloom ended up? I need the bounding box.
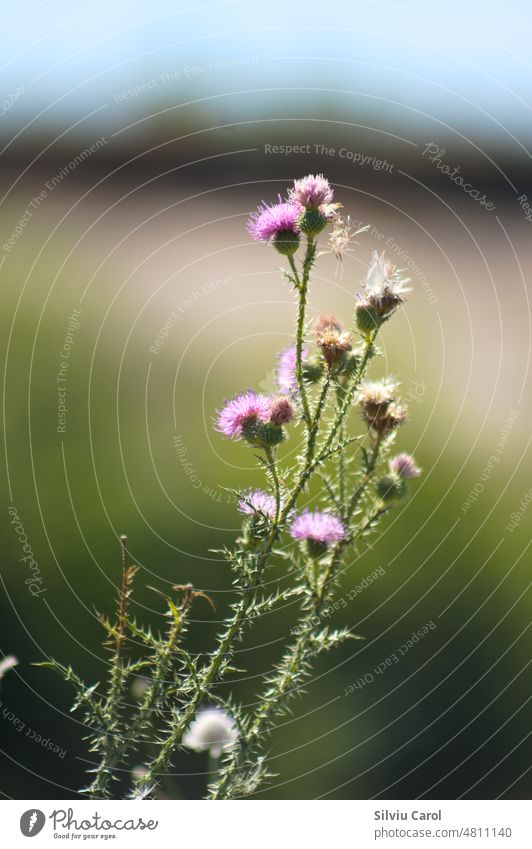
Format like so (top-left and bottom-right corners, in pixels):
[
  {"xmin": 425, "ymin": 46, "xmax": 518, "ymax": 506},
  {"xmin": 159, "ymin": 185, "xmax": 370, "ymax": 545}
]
[
  {"xmin": 238, "ymin": 489, "xmax": 278, "ymax": 518},
  {"xmin": 289, "ymin": 174, "xmax": 334, "ymax": 207},
  {"xmin": 247, "ymin": 199, "xmax": 301, "ymax": 242},
  {"xmin": 389, "ymin": 453, "xmax": 421, "ymax": 479},
  {"xmin": 276, "ymin": 345, "xmax": 307, "ymax": 394},
  {"xmin": 289, "ymin": 510, "xmax": 346, "ymax": 545},
  {"xmin": 215, "ymin": 390, "xmax": 271, "ymax": 439}
]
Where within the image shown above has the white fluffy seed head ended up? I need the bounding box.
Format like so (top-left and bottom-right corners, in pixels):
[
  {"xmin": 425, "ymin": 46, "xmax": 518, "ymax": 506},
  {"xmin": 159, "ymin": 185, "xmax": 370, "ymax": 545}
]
[{"xmin": 182, "ymin": 707, "xmax": 238, "ymax": 758}]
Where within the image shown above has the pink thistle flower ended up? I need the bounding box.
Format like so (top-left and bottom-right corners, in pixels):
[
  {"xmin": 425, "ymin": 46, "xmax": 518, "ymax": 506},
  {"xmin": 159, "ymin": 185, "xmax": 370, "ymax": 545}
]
[
  {"xmin": 215, "ymin": 390, "xmax": 271, "ymax": 439},
  {"xmin": 289, "ymin": 510, "xmax": 346, "ymax": 545},
  {"xmin": 238, "ymin": 489, "xmax": 278, "ymax": 518},
  {"xmin": 389, "ymin": 453, "xmax": 421, "ymax": 479},
  {"xmin": 276, "ymin": 345, "xmax": 307, "ymax": 394},
  {"xmin": 247, "ymin": 199, "xmax": 301, "ymax": 242},
  {"xmin": 289, "ymin": 174, "xmax": 334, "ymax": 207}
]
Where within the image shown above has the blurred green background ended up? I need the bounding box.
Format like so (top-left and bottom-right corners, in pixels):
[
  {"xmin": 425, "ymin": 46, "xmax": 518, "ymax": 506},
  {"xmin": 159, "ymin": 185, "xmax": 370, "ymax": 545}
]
[{"xmin": 1, "ymin": 0, "xmax": 531, "ymax": 800}]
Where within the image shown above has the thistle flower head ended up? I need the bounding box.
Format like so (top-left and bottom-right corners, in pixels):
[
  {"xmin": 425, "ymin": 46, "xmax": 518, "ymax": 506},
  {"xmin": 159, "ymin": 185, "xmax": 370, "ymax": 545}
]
[
  {"xmin": 276, "ymin": 345, "xmax": 307, "ymax": 394},
  {"xmin": 357, "ymin": 378, "xmax": 399, "ymax": 419},
  {"xmin": 376, "ymin": 402, "xmax": 408, "ymax": 434},
  {"xmin": 389, "ymin": 452, "xmax": 421, "ymax": 479},
  {"xmin": 238, "ymin": 489, "xmax": 278, "ymax": 518},
  {"xmin": 247, "ymin": 198, "xmax": 301, "ymax": 249},
  {"xmin": 289, "ymin": 510, "xmax": 346, "ymax": 545},
  {"xmin": 269, "ymin": 395, "xmax": 295, "ymax": 425},
  {"xmin": 216, "ymin": 390, "xmax": 271, "ymax": 439},
  {"xmin": 289, "ymin": 173, "xmax": 334, "ymax": 207},
  {"xmin": 182, "ymin": 707, "xmax": 238, "ymax": 758},
  {"xmin": 316, "ymin": 327, "xmax": 352, "ymax": 367},
  {"xmin": 364, "ymin": 251, "xmax": 411, "ymax": 315}
]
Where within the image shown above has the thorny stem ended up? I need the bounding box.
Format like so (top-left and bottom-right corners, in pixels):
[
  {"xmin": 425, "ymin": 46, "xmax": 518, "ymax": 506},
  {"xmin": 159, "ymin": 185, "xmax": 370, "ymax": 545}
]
[
  {"xmin": 289, "ymin": 238, "xmax": 316, "ymax": 431},
  {"xmin": 88, "ymin": 537, "xmax": 135, "ymax": 799},
  {"xmin": 210, "ymin": 421, "xmax": 387, "ymax": 800},
  {"xmin": 265, "ymin": 446, "xmax": 281, "ymax": 525},
  {"xmin": 130, "ymin": 549, "xmax": 268, "ymax": 798},
  {"xmin": 336, "ymin": 382, "xmax": 347, "ymax": 511}
]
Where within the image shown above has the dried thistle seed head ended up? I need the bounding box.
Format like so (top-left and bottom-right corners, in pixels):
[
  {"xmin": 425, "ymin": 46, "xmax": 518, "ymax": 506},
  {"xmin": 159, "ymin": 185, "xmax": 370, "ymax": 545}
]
[
  {"xmin": 327, "ymin": 214, "xmax": 356, "ymax": 262},
  {"xmin": 269, "ymin": 395, "xmax": 295, "ymax": 425},
  {"xmin": 372, "ymin": 402, "xmax": 408, "ymax": 435},
  {"xmin": 313, "ymin": 313, "xmax": 343, "ymax": 334},
  {"xmin": 182, "ymin": 707, "xmax": 238, "ymax": 758},
  {"xmin": 316, "ymin": 328, "xmax": 352, "ymax": 367},
  {"xmin": 357, "ymin": 378, "xmax": 399, "ymax": 422},
  {"xmin": 363, "ymin": 251, "xmax": 411, "ymax": 317}
]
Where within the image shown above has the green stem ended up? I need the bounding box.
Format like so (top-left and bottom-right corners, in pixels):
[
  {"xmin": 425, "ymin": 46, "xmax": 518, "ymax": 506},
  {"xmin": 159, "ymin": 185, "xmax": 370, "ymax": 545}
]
[
  {"xmin": 210, "ymin": 428, "xmax": 386, "ymax": 800},
  {"xmin": 288, "ymin": 237, "xmax": 317, "ymax": 431},
  {"xmin": 130, "ymin": 550, "xmax": 267, "ymax": 798},
  {"xmin": 265, "ymin": 447, "xmax": 281, "ymax": 525}
]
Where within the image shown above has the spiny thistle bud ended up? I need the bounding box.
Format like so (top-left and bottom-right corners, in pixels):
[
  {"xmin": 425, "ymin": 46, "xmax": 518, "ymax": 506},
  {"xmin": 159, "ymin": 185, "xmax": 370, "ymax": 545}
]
[
  {"xmin": 297, "ymin": 206, "xmax": 329, "ymax": 237},
  {"xmin": 317, "ymin": 328, "xmax": 352, "ymax": 367},
  {"xmin": 242, "ymin": 419, "xmax": 285, "ymax": 448},
  {"xmin": 269, "ymin": 395, "xmax": 295, "ymax": 425},
  {"xmin": 355, "ymin": 299, "xmax": 382, "ymax": 336},
  {"xmin": 274, "ymin": 228, "xmax": 300, "ymax": 256},
  {"xmin": 338, "ymin": 349, "xmax": 360, "ymax": 376},
  {"xmin": 302, "ymin": 358, "xmax": 324, "ymax": 383},
  {"xmin": 376, "ymin": 474, "xmax": 408, "ymax": 501}
]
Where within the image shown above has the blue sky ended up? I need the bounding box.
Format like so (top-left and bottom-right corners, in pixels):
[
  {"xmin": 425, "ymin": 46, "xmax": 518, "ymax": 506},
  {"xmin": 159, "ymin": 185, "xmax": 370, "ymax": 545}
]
[{"xmin": 1, "ymin": 0, "xmax": 531, "ymax": 145}]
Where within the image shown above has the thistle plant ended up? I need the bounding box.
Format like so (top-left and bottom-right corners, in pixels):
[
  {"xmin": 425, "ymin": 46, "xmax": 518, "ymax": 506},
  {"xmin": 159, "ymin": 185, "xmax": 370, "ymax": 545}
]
[{"xmin": 39, "ymin": 174, "xmax": 421, "ymax": 800}]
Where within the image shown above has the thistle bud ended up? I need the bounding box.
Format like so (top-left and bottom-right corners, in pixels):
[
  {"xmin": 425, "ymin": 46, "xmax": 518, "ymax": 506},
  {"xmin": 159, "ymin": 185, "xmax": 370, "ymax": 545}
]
[
  {"xmin": 274, "ymin": 228, "xmax": 300, "ymax": 256},
  {"xmin": 337, "ymin": 349, "xmax": 360, "ymax": 376},
  {"xmin": 376, "ymin": 474, "xmax": 408, "ymax": 501},
  {"xmin": 355, "ymin": 300, "xmax": 382, "ymax": 336},
  {"xmin": 302, "ymin": 359, "xmax": 324, "ymax": 383},
  {"xmin": 297, "ymin": 207, "xmax": 329, "ymax": 237},
  {"xmin": 269, "ymin": 395, "xmax": 295, "ymax": 425},
  {"xmin": 242, "ymin": 419, "xmax": 285, "ymax": 448}
]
